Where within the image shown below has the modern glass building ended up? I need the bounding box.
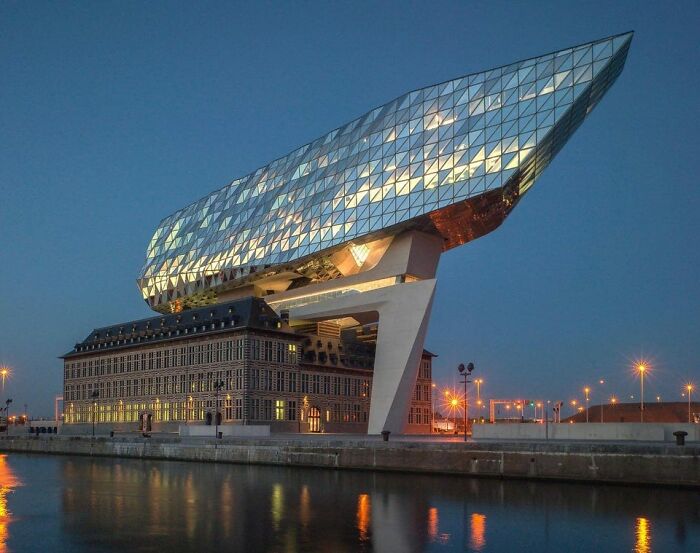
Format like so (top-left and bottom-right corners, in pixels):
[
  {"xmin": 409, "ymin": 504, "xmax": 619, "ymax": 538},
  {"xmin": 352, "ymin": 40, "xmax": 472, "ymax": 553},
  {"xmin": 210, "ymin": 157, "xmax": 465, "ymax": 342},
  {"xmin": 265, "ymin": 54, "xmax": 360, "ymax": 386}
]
[
  {"xmin": 67, "ymin": 33, "xmax": 633, "ymax": 435},
  {"xmin": 138, "ymin": 32, "xmax": 633, "ymax": 315}
]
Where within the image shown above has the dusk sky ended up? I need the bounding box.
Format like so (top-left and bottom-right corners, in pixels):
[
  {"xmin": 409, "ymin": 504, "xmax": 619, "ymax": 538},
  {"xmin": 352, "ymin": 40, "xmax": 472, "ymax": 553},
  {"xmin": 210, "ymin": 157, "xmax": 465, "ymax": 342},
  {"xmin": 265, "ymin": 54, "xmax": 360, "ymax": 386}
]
[{"xmin": 1, "ymin": 1, "xmax": 698, "ymax": 417}]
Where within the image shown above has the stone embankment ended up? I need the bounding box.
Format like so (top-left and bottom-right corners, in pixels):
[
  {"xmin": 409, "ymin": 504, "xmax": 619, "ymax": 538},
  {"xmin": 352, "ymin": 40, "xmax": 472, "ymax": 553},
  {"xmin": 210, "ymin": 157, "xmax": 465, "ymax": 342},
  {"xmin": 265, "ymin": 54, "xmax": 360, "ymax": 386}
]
[{"xmin": 1, "ymin": 435, "xmax": 698, "ymax": 488}]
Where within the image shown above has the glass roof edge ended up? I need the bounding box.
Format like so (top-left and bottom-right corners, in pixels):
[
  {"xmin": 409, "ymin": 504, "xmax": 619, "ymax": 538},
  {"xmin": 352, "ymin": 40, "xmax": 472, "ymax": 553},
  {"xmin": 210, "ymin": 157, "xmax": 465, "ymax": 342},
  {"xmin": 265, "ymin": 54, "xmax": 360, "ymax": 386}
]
[{"xmin": 148, "ymin": 33, "xmax": 635, "ymax": 231}]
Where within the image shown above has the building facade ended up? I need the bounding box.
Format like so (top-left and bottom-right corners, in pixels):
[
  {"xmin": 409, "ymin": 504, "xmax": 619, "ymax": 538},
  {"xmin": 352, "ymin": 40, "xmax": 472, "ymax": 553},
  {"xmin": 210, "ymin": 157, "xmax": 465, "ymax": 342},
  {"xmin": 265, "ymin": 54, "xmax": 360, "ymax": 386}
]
[
  {"xmin": 130, "ymin": 33, "xmax": 632, "ymax": 434},
  {"xmin": 62, "ymin": 297, "xmax": 432, "ymax": 434}
]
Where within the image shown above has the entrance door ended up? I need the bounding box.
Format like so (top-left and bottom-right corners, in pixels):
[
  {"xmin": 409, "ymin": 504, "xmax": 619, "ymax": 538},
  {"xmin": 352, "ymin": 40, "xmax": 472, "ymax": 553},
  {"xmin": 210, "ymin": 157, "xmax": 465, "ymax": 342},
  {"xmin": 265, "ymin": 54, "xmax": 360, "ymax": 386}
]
[
  {"xmin": 308, "ymin": 407, "xmax": 321, "ymax": 432},
  {"xmin": 140, "ymin": 413, "xmax": 152, "ymax": 432}
]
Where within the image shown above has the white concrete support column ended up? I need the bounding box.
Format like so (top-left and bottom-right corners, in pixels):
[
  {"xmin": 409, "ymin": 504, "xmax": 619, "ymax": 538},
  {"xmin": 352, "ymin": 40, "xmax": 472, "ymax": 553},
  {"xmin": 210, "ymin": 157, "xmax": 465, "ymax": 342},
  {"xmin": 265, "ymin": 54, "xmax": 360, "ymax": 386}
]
[
  {"xmin": 282, "ymin": 279, "xmax": 436, "ymax": 434},
  {"xmin": 368, "ymin": 279, "xmax": 436, "ymax": 434},
  {"xmin": 268, "ymin": 230, "xmax": 444, "ymax": 434}
]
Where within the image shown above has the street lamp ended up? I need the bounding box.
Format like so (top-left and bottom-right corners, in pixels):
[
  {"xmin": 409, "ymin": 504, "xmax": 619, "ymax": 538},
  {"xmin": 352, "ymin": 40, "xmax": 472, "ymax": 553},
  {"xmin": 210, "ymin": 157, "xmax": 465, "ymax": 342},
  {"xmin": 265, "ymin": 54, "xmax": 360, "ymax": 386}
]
[
  {"xmin": 458, "ymin": 363, "xmax": 475, "ymax": 442},
  {"xmin": 450, "ymin": 397, "xmax": 458, "ymax": 434},
  {"xmin": 214, "ymin": 380, "xmax": 225, "ymax": 439},
  {"xmin": 637, "ymin": 363, "xmax": 647, "ymax": 422},
  {"xmin": 687, "ymin": 384, "xmax": 694, "ymax": 423},
  {"xmin": 3, "ymin": 399, "xmax": 12, "ymax": 434},
  {"xmin": 584, "ymin": 387, "xmax": 590, "ymax": 423},
  {"xmin": 0, "ymin": 367, "xmax": 9, "ymax": 393},
  {"xmin": 475, "ymin": 379, "xmax": 483, "ymax": 403},
  {"xmin": 598, "ymin": 379, "xmax": 605, "ymax": 423}
]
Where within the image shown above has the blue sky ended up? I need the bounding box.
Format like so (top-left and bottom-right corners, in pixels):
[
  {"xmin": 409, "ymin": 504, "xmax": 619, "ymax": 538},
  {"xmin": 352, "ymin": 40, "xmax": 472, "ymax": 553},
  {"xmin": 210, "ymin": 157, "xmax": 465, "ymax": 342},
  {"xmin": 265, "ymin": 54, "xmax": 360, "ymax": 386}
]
[{"xmin": 1, "ymin": 1, "xmax": 698, "ymax": 417}]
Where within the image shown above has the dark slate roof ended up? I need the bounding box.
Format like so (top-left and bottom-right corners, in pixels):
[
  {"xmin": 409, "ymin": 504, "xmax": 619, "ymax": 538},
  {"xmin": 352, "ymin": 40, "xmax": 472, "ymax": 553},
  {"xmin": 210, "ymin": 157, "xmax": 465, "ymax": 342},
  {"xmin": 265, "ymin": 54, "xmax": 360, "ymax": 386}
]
[{"xmin": 62, "ymin": 296, "xmax": 288, "ymax": 359}]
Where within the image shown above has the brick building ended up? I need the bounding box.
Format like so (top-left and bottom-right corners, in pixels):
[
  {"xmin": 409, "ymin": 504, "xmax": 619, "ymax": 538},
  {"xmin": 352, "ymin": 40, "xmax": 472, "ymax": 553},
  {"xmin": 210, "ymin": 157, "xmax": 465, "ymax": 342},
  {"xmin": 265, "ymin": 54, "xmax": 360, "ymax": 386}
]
[{"xmin": 62, "ymin": 297, "xmax": 432, "ymax": 434}]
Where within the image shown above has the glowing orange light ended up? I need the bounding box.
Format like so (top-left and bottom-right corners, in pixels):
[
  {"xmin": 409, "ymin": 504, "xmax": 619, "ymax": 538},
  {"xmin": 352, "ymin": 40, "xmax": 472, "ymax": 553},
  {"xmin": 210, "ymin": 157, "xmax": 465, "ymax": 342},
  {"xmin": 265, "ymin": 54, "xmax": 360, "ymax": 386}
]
[
  {"xmin": 635, "ymin": 517, "xmax": 651, "ymax": 553},
  {"xmin": 427, "ymin": 507, "xmax": 438, "ymax": 541},
  {"xmin": 0, "ymin": 455, "xmax": 20, "ymax": 552},
  {"xmin": 451, "ymin": 398, "xmax": 458, "ymax": 407},
  {"xmin": 357, "ymin": 494, "xmax": 371, "ymax": 541},
  {"xmin": 470, "ymin": 513, "xmax": 486, "ymax": 550}
]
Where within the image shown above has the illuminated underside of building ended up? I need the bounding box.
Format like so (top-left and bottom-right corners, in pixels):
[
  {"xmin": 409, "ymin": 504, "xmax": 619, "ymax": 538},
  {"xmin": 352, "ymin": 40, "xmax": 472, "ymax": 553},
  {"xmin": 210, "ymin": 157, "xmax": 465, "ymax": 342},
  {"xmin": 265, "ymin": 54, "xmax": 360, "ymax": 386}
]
[{"xmin": 137, "ymin": 33, "xmax": 633, "ymax": 434}]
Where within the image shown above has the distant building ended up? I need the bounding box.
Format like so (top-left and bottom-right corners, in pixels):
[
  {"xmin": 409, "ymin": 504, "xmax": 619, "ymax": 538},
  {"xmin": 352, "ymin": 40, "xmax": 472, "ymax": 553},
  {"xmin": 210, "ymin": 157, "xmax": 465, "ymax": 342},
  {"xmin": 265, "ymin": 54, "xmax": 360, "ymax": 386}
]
[
  {"xmin": 61, "ymin": 297, "xmax": 433, "ymax": 434},
  {"xmin": 406, "ymin": 351, "xmax": 434, "ymax": 434}
]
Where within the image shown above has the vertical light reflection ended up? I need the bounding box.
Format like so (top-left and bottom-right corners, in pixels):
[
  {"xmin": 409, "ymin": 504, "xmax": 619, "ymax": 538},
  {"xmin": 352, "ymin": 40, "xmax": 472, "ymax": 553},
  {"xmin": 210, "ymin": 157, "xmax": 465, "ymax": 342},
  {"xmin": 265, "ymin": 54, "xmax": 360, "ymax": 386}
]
[
  {"xmin": 299, "ymin": 485, "xmax": 311, "ymax": 527},
  {"xmin": 0, "ymin": 455, "xmax": 20, "ymax": 553},
  {"xmin": 470, "ymin": 513, "xmax": 486, "ymax": 551},
  {"xmin": 271, "ymin": 484, "xmax": 284, "ymax": 531},
  {"xmin": 357, "ymin": 494, "xmax": 371, "ymax": 542},
  {"xmin": 635, "ymin": 517, "xmax": 651, "ymax": 553},
  {"xmin": 427, "ymin": 507, "xmax": 438, "ymax": 541}
]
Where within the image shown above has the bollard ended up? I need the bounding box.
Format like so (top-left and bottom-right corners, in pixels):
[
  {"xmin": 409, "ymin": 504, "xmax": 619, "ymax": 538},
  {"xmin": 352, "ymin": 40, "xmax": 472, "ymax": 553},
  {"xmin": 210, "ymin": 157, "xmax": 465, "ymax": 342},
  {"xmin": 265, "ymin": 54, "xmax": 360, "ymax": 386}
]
[
  {"xmin": 217, "ymin": 431, "xmax": 223, "ymax": 439},
  {"xmin": 110, "ymin": 431, "xmax": 114, "ymax": 438},
  {"xmin": 381, "ymin": 430, "xmax": 391, "ymax": 442},
  {"xmin": 673, "ymin": 431, "xmax": 688, "ymax": 446}
]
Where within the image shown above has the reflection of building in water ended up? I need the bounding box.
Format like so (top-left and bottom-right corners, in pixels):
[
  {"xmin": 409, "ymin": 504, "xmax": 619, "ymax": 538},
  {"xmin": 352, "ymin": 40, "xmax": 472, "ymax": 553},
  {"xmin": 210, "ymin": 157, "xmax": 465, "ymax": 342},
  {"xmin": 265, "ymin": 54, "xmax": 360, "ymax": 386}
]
[{"xmin": 0, "ymin": 455, "xmax": 20, "ymax": 553}]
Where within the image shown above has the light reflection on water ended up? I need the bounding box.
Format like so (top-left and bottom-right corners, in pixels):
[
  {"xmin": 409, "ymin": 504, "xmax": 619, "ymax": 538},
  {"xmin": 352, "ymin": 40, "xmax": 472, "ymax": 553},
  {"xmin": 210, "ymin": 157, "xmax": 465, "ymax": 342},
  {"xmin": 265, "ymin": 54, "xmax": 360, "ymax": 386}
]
[
  {"xmin": 470, "ymin": 513, "xmax": 486, "ymax": 551},
  {"xmin": 0, "ymin": 456, "xmax": 20, "ymax": 553},
  {"xmin": 636, "ymin": 517, "xmax": 651, "ymax": 553},
  {"xmin": 1, "ymin": 454, "xmax": 699, "ymax": 552}
]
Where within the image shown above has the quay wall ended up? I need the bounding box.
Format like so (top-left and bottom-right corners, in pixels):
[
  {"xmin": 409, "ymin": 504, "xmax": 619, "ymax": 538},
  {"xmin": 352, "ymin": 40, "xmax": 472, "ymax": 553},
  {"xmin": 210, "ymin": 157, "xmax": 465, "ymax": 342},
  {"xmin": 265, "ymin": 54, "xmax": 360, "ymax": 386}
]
[
  {"xmin": 1, "ymin": 436, "xmax": 698, "ymax": 488},
  {"xmin": 472, "ymin": 422, "xmax": 700, "ymax": 442}
]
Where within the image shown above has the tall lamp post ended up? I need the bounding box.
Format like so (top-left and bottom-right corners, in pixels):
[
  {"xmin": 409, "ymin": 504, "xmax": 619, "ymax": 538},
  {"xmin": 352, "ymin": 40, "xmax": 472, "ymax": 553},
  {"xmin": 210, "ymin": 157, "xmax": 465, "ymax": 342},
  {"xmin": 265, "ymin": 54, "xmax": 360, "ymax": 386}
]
[
  {"xmin": 687, "ymin": 384, "xmax": 694, "ymax": 423},
  {"xmin": 458, "ymin": 363, "xmax": 475, "ymax": 442},
  {"xmin": 0, "ymin": 368, "xmax": 9, "ymax": 393},
  {"xmin": 4, "ymin": 399, "xmax": 12, "ymax": 434},
  {"xmin": 475, "ymin": 379, "xmax": 483, "ymax": 403},
  {"xmin": 598, "ymin": 379, "xmax": 605, "ymax": 423},
  {"xmin": 91, "ymin": 390, "xmax": 99, "ymax": 437},
  {"xmin": 637, "ymin": 363, "xmax": 647, "ymax": 422},
  {"xmin": 583, "ymin": 387, "xmax": 590, "ymax": 423},
  {"xmin": 475, "ymin": 379, "xmax": 483, "ymax": 423},
  {"xmin": 214, "ymin": 380, "xmax": 225, "ymax": 439}
]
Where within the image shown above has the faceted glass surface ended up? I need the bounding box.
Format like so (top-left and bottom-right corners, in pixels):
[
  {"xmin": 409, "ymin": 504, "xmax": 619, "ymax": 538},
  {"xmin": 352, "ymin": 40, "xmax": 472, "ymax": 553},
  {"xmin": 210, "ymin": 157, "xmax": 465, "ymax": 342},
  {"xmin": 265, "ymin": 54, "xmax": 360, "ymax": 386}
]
[{"xmin": 138, "ymin": 33, "xmax": 632, "ymax": 310}]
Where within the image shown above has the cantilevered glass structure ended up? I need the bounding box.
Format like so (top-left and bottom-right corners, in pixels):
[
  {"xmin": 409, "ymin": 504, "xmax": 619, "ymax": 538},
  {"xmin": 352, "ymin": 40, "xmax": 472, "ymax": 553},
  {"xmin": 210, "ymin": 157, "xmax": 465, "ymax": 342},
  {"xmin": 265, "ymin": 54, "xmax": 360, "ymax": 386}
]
[
  {"xmin": 137, "ymin": 33, "xmax": 632, "ymax": 434},
  {"xmin": 139, "ymin": 32, "xmax": 632, "ymax": 313}
]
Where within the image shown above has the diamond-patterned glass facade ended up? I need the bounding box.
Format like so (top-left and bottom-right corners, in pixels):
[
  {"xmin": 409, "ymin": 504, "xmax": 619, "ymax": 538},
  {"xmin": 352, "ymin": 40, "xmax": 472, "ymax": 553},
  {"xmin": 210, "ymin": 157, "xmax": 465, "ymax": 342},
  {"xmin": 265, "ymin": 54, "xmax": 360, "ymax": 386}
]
[{"xmin": 139, "ymin": 33, "xmax": 632, "ymax": 312}]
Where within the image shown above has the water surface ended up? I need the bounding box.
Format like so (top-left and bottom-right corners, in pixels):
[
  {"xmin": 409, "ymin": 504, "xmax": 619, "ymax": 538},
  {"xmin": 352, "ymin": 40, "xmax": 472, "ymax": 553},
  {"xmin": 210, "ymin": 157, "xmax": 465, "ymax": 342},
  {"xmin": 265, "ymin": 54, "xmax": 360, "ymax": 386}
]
[{"xmin": 0, "ymin": 453, "xmax": 697, "ymax": 552}]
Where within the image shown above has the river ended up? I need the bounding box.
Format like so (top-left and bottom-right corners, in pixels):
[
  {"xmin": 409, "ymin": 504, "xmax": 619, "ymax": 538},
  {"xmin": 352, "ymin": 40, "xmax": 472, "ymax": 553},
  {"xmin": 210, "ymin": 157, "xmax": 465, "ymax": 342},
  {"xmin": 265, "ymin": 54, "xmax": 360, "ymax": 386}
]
[{"xmin": 0, "ymin": 453, "xmax": 697, "ymax": 552}]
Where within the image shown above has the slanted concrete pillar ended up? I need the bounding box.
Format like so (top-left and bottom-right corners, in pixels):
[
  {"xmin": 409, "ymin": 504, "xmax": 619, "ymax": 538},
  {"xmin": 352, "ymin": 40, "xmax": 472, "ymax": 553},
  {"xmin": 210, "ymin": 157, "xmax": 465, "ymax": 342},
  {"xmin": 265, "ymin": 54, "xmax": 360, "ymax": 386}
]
[{"xmin": 268, "ymin": 230, "xmax": 443, "ymax": 434}]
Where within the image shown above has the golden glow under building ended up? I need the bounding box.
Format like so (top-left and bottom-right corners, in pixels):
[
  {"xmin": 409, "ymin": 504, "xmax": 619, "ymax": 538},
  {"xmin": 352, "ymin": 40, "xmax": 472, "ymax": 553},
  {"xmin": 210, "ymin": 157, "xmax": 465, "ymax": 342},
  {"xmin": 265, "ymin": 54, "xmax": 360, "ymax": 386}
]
[{"xmin": 65, "ymin": 33, "xmax": 632, "ymax": 434}]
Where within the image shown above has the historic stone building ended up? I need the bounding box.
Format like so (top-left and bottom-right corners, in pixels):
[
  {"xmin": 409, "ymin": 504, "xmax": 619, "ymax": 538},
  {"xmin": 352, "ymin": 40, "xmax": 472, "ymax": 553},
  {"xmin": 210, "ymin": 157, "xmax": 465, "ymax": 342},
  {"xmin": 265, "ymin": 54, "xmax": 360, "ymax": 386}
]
[{"xmin": 62, "ymin": 296, "xmax": 432, "ymax": 434}]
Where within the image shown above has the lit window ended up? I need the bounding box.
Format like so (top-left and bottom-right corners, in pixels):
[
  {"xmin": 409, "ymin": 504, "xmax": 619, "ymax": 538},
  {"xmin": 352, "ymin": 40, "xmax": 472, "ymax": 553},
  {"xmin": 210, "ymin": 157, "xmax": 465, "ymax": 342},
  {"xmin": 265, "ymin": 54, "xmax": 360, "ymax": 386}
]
[
  {"xmin": 275, "ymin": 400, "xmax": 285, "ymax": 421},
  {"xmin": 349, "ymin": 243, "xmax": 370, "ymax": 266}
]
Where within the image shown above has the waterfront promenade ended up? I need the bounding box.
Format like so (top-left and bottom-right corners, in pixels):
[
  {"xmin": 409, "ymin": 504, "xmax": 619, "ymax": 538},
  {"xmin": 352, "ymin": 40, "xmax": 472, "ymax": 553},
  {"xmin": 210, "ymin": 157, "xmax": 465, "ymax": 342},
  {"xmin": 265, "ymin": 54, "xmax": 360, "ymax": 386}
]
[{"xmin": 1, "ymin": 433, "xmax": 698, "ymax": 488}]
